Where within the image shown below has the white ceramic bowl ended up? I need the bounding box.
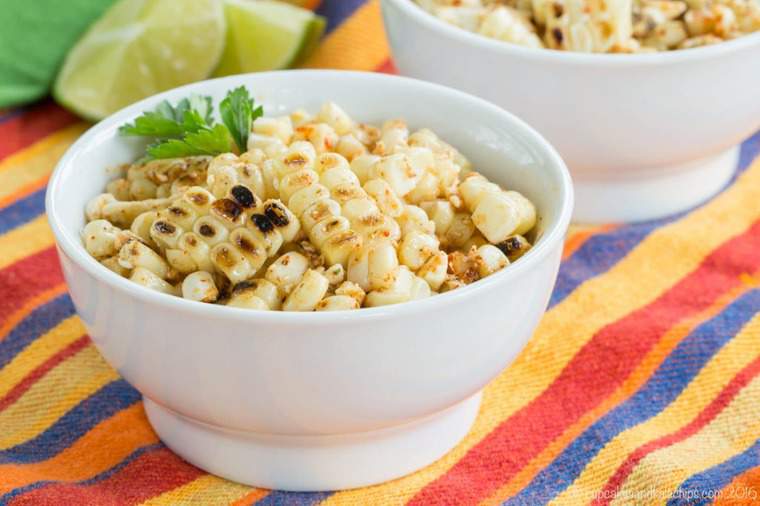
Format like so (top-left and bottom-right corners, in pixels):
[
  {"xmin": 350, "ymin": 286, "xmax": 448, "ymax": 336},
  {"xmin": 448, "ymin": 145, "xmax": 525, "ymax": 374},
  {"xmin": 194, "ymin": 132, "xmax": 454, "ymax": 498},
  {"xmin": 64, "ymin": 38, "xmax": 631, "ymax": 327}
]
[
  {"xmin": 381, "ymin": 0, "xmax": 760, "ymax": 222},
  {"xmin": 46, "ymin": 70, "xmax": 572, "ymax": 491}
]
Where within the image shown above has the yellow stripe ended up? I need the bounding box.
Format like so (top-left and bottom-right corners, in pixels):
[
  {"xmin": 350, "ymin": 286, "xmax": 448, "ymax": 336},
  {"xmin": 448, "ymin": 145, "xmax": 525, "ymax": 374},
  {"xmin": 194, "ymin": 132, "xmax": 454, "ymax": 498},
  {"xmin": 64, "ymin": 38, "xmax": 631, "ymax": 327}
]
[
  {"xmin": 323, "ymin": 157, "xmax": 760, "ymax": 505},
  {"xmin": 141, "ymin": 475, "xmax": 252, "ymax": 506},
  {"xmin": 551, "ymin": 310, "xmax": 760, "ymax": 504},
  {"xmin": 0, "ymin": 216, "xmax": 55, "ymax": 271},
  {"xmin": 612, "ymin": 371, "xmax": 760, "ymax": 505},
  {"xmin": 0, "ymin": 344, "xmax": 117, "ymax": 448},
  {"xmin": 0, "ymin": 124, "xmax": 86, "ymax": 199},
  {"xmin": 481, "ymin": 282, "xmax": 752, "ymax": 505},
  {"xmin": 302, "ymin": 0, "xmax": 389, "ymax": 71},
  {"xmin": 0, "ymin": 313, "xmax": 84, "ymax": 399}
]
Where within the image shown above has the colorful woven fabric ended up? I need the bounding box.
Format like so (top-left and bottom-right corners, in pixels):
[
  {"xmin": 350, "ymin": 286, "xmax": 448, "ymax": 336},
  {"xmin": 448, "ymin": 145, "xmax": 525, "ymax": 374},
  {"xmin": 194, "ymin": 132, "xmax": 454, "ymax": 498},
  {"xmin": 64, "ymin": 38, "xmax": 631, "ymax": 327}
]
[{"xmin": 1, "ymin": 1, "xmax": 760, "ymax": 504}]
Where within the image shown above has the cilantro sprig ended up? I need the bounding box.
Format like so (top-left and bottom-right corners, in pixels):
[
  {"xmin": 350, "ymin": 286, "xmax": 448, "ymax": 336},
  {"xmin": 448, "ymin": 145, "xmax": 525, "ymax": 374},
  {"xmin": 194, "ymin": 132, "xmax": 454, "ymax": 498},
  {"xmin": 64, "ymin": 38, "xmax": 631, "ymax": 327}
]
[{"xmin": 119, "ymin": 87, "xmax": 262, "ymax": 159}]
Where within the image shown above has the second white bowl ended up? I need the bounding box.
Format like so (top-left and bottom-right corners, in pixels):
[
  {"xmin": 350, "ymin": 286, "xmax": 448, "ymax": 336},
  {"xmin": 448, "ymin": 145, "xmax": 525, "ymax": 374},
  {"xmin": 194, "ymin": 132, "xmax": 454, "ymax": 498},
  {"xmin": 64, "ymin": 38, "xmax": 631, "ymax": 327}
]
[{"xmin": 382, "ymin": 0, "xmax": 760, "ymax": 222}]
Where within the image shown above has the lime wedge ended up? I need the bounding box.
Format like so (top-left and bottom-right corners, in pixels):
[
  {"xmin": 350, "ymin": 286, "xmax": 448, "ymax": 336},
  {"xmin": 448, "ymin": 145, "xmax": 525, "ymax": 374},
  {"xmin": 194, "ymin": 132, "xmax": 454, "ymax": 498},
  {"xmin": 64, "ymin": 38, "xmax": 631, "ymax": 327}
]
[
  {"xmin": 213, "ymin": 0, "xmax": 326, "ymax": 77},
  {"xmin": 53, "ymin": 0, "xmax": 226, "ymax": 121}
]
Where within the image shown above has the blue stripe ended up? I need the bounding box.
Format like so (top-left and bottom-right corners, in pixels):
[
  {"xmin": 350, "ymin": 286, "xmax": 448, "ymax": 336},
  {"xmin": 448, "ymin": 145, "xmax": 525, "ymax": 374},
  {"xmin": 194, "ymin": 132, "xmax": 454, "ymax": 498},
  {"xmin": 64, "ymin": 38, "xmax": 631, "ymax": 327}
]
[
  {"xmin": 0, "ymin": 295, "xmax": 75, "ymax": 370},
  {"xmin": 0, "ymin": 108, "xmax": 25, "ymax": 126},
  {"xmin": 316, "ymin": 0, "xmax": 368, "ymax": 33},
  {"xmin": 0, "ymin": 187, "xmax": 45, "ymax": 234},
  {"xmin": 667, "ymin": 438, "xmax": 760, "ymax": 506},
  {"xmin": 503, "ymin": 289, "xmax": 760, "ymax": 505},
  {"xmin": 0, "ymin": 443, "xmax": 164, "ymax": 506},
  {"xmin": 254, "ymin": 491, "xmax": 333, "ymax": 506},
  {"xmin": 0, "ymin": 379, "xmax": 141, "ymax": 464}
]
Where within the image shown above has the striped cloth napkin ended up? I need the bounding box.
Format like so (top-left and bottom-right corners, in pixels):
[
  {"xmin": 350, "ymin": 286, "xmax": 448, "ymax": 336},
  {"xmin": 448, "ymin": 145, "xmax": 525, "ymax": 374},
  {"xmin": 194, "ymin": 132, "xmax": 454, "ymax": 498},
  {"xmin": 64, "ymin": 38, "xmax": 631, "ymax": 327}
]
[{"xmin": 2, "ymin": 1, "xmax": 760, "ymax": 504}]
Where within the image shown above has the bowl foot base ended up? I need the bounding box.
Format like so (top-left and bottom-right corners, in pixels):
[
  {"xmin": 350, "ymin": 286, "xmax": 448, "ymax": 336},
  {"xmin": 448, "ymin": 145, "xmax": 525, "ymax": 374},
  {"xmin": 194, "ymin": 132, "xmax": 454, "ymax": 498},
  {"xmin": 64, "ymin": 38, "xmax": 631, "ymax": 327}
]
[
  {"xmin": 573, "ymin": 147, "xmax": 739, "ymax": 223},
  {"xmin": 143, "ymin": 392, "xmax": 482, "ymax": 491}
]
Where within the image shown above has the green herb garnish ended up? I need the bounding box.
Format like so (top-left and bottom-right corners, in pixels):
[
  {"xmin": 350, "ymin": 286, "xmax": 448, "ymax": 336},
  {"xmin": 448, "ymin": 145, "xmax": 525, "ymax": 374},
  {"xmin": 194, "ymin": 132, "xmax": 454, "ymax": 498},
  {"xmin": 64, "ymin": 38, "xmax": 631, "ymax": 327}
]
[{"xmin": 119, "ymin": 87, "xmax": 262, "ymax": 159}]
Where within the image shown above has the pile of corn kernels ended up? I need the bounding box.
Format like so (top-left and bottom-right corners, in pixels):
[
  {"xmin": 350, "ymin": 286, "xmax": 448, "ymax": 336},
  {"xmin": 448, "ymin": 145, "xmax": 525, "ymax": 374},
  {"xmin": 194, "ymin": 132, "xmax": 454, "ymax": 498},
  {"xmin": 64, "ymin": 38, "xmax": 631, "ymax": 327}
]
[
  {"xmin": 416, "ymin": 0, "xmax": 760, "ymax": 52},
  {"xmin": 82, "ymin": 102, "xmax": 536, "ymax": 311}
]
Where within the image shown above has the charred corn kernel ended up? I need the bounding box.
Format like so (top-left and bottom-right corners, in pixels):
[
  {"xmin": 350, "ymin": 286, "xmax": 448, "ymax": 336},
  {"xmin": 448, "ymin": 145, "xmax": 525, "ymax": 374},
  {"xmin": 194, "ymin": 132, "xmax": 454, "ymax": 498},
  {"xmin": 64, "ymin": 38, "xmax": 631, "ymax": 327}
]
[
  {"xmin": 177, "ymin": 232, "xmax": 214, "ymax": 272},
  {"xmin": 102, "ymin": 198, "xmax": 171, "ymax": 228},
  {"xmin": 131, "ymin": 211, "xmax": 159, "ymax": 247},
  {"xmin": 335, "ymin": 281, "xmax": 366, "ymax": 305},
  {"xmin": 321, "ymin": 230, "xmax": 363, "ymax": 266},
  {"xmin": 236, "ymin": 163, "xmax": 267, "ymax": 199},
  {"xmin": 411, "ymin": 275, "xmax": 432, "ymax": 299},
  {"xmin": 83, "ymin": 220, "xmax": 120, "ymax": 258},
  {"xmin": 496, "ymin": 234, "xmax": 532, "ymax": 261},
  {"xmin": 210, "ymin": 242, "xmax": 254, "ymax": 285},
  {"xmin": 301, "ymin": 199, "xmax": 342, "ymax": 231},
  {"xmin": 130, "ymin": 267, "xmax": 176, "ymax": 294},
  {"xmin": 376, "ymin": 153, "xmax": 421, "ymax": 197},
  {"xmin": 295, "ymin": 123, "xmax": 338, "ymax": 154},
  {"xmin": 336, "ymin": 134, "xmax": 367, "ymax": 161},
  {"xmin": 364, "ymin": 266, "xmax": 414, "ymax": 307},
  {"xmin": 86, "ymin": 193, "xmax": 117, "ymax": 221},
  {"xmin": 475, "ymin": 244, "xmax": 510, "ymax": 277},
  {"xmin": 374, "ymin": 120, "xmax": 409, "ymax": 155},
  {"xmin": 106, "ymin": 178, "xmax": 132, "ymax": 200},
  {"xmin": 210, "ymin": 198, "xmax": 247, "ymax": 229},
  {"xmin": 119, "ymin": 240, "xmax": 169, "ymax": 279},
  {"xmin": 265, "ymin": 251, "xmax": 310, "ymax": 294},
  {"xmin": 445, "ymin": 212, "xmax": 476, "ymax": 248},
  {"xmin": 399, "ymin": 230, "xmax": 440, "ymax": 270},
  {"xmin": 418, "ymin": 250, "xmax": 448, "ymax": 290},
  {"xmin": 262, "ymin": 200, "xmax": 300, "ymax": 242},
  {"xmin": 101, "ymin": 256, "xmax": 131, "ymax": 277},
  {"xmin": 247, "ymin": 134, "xmax": 286, "ymax": 158},
  {"xmin": 166, "ymin": 248, "xmax": 198, "ymax": 273},
  {"xmin": 233, "ymin": 279, "xmax": 282, "ymax": 310},
  {"xmin": 317, "ymin": 152, "xmax": 352, "ymax": 175},
  {"xmin": 193, "ymin": 216, "xmax": 229, "ymax": 246},
  {"xmin": 329, "ymin": 183, "xmax": 368, "ymax": 206},
  {"xmin": 288, "ymin": 184, "xmax": 331, "ymax": 217},
  {"xmin": 364, "ymin": 179, "xmax": 404, "ymax": 217},
  {"xmin": 163, "ymin": 200, "xmax": 198, "ymax": 230},
  {"xmin": 280, "ymin": 169, "xmax": 320, "ymax": 203},
  {"xmin": 354, "ymin": 123, "xmax": 381, "ymax": 147},
  {"xmin": 182, "ymin": 271, "xmax": 219, "ymax": 302},
  {"xmin": 229, "ymin": 227, "xmax": 270, "ymax": 273},
  {"xmin": 317, "ymin": 102, "xmax": 354, "ymax": 135},
  {"xmin": 253, "ymin": 116, "xmax": 294, "ymax": 144},
  {"xmin": 150, "ymin": 219, "xmax": 183, "ymax": 250},
  {"xmin": 350, "ymin": 154, "xmax": 381, "ymax": 183},
  {"xmin": 421, "ymin": 200, "xmax": 455, "ymax": 236},
  {"xmin": 283, "ymin": 269, "xmax": 330, "ymax": 311},
  {"xmin": 398, "ymin": 205, "xmax": 436, "ymax": 237},
  {"xmin": 316, "ymin": 295, "xmax": 360, "ymax": 311},
  {"xmin": 310, "ymin": 216, "xmax": 351, "ymax": 247}
]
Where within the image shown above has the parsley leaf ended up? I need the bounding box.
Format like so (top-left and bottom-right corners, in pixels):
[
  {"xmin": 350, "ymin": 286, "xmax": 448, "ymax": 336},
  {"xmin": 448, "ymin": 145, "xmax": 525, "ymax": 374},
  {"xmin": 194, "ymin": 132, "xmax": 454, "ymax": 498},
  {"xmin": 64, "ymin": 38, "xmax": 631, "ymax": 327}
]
[
  {"xmin": 147, "ymin": 124, "xmax": 233, "ymax": 159},
  {"xmin": 220, "ymin": 86, "xmax": 262, "ymax": 153},
  {"xmin": 119, "ymin": 94, "xmax": 214, "ymax": 138}
]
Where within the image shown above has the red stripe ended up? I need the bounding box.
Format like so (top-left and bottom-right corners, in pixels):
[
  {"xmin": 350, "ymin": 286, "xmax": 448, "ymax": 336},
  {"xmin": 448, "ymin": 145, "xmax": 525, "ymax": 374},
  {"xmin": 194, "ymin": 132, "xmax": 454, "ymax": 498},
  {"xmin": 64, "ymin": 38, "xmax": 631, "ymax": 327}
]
[
  {"xmin": 0, "ymin": 101, "xmax": 76, "ymax": 161},
  {"xmin": 0, "ymin": 335, "xmax": 90, "ymax": 412},
  {"xmin": 375, "ymin": 58, "xmax": 398, "ymax": 74},
  {"xmin": 593, "ymin": 354, "xmax": 760, "ymax": 505},
  {"xmin": 409, "ymin": 219, "xmax": 760, "ymax": 506},
  {"xmin": 9, "ymin": 448, "xmax": 204, "ymax": 506},
  {"xmin": 0, "ymin": 247, "xmax": 64, "ymax": 324}
]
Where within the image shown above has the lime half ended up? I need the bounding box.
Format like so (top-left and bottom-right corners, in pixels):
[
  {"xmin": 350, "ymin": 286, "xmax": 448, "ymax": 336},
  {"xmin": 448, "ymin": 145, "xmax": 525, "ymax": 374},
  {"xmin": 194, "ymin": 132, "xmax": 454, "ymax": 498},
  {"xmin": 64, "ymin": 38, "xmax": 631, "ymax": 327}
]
[
  {"xmin": 213, "ymin": 0, "xmax": 326, "ymax": 77},
  {"xmin": 53, "ymin": 0, "xmax": 226, "ymax": 120}
]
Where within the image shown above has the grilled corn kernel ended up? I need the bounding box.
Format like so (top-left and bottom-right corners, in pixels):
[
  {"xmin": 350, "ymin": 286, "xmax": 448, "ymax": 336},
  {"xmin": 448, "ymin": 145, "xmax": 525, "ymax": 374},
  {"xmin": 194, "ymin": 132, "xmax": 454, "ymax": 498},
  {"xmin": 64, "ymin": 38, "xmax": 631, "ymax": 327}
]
[
  {"xmin": 280, "ymin": 169, "xmax": 320, "ymax": 203},
  {"xmin": 445, "ymin": 212, "xmax": 476, "ymax": 248},
  {"xmin": 367, "ymin": 240, "xmax": 401, "ymax": 290},
  {"xmin": 335, "ymin": 281, "xmax": 366, "ymax": 305},
  {"xmin": 106, "ymin": 178, "xmax": 132, "ymax": 201},
  {"xmin": 101, "ymin": 256, "xmax": 131, "ymax": 277},
  {"xmin": 182, "ymin": 271, "xmax": 219, "ymax": 302},
  {"xmin": 398, "ymin": 205, "xmax": 436, "ymax": 237},
  {"xmin": 129, "ymin": 177, "xmax": 158, "ymax": 200},
  {"xmin": 321, "ymin": 166, "xmax": 361, "ymax": 190},
  {"xmin": 102, "ymin": 198, "xmax": 171, "ymax": 228},
  {"xmin": 417, "ymin": 250, "xmax": 448, "ymax": 290},
  {"xmin": 231, "ymin": 279, "xmax": 282, "ymax": 310},
  {"xmin": 283, "ymin": 269, "xmax": 330, "ymax": 311},
  {"xmin": 262, "ymin": 199, "xmax": 300, "ymax": 243},
  {"xmin": 265, "ymin": 251, "xmax": 310, "ymax": 294},
  {"xmin": 374, "ymin": 119, "xmax": 409, "ymax": 155},
  {"xmin": 131, "ymin": 211, "xmax": 159, "ymax": 248},
  {"xmin": 363, "ymin": 178, "xmax": 405, "ymax": 217},
  {"xmin": 475, "ymin": 245, "xmax": 510, "ymax": 277},
  {"xmin": 295, "ymin": 123, "xmax": 338, "ymax": 154},
  {"xmin": 317, "ymin": 102, "xmax": 354, "ymax": 135},
  {"xmin": 86, "ymin": 193, "xmax": 118, "ymax": 221},
  {"xmin": 253, "ymin": 116, "xmax": 294, "ymax": 144},
  {"xmin": 399, "ymin": 230, "xmax": 440, "ymax": 270},
  {"xmin": 336, "ymin": 134, "xmax": 367, "ymax": 161},
  {"xmin": 210, "ymin": 242, "xmax": 255, "ymax": 284},
  {"xmin": 364, "ymin": 266, "xmax": 414, "ymax": 307},
  {"xmin": 247, "ymin": 134, "xmax": 286, "ymax": 159},
  {"xmin": 323, "ymin": 263, "xmax": 345, "ymax": 286},
  {"xmin": 310, "ymin": 216, "xmax": 351, "ymax": 247},
  {"xmin": 178, "ymin": 232, "xmax": 214, "ymax": 272},
  {"xmin": 421, "ymin": 200, "xmax": 455, "ymax": 236},
  {"xmin": 350, "ymin": 154, "xmax": 381, "ymax": 183},
  {"xmin": 321, "ymin": 230, "xmax": 363, "ymax": 266},
  {"xmin": 150, "ymin": 219, "xmax": 183, "ymax": 250},
  {"xmin": 301, "ymin": 199, "xmax": 342, "ymax": 231},
  {"xmin": 118, "ymin": 239, "xmax": 169, "ymax": 278},
  {"xmin": 193, "ymin": 216, "xmax": 229, "ymax": 246},
  {"xmin": 376, "ymin": 153, "xmax": 421, "ymax": 197},
  {"xmin": 496, "ymin": 234, "xmax": 532, "ymax": 262},
  {"xmin": 411, "ymin": 275, "xmax": 432, "ymax": 299},
  {"xmin": 227, "ymin": 291, "xmax": 270, "ymax": 310},
  {"xmin": 288, "ymin": 184, "xmax": 331, "ymax": 217},
  {"xmin": 406, "ymin": 171, "xmax": 441, "ymax": 204},
  {"xmin": 316, "ymin": 295, "xmax": 360, "ymax": 311},
  {"xmin": 229, "ymin": 227, "xmax": 270, "ymax": 273},
  {"xmin": 83, "ymin": 220, "xmax": 120, "ymax": 258},
  {"xmin": 130, "ymin": 267, "xmax": 176, "ymax": 294}
]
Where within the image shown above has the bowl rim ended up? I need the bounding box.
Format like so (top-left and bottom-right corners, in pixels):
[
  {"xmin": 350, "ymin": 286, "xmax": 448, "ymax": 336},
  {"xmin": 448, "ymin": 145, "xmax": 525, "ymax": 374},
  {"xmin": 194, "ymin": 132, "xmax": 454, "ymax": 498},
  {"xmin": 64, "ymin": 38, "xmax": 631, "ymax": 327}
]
[
  {"xmin": 46, "ymin": 69, "xmax": 573, "ymax": 323},
  {"xmin": 383, "ymin": 0, "xmax": 760, "ymax": 65}
]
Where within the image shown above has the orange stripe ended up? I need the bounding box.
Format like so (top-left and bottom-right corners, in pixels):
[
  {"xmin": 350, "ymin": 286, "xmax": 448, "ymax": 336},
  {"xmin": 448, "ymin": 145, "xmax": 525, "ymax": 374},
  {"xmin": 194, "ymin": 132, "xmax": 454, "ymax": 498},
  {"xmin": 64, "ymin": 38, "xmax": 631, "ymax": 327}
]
[
  {"xmin": 481, "ymin": 280, "xmax": 753, "ymax": 504},
  {"xmin": 0, "ymin": 283, "xmax": 67, "ymax": 342},
  {"xmin": 231, "ymin": 489, "xmax": 270, "ymax": 505},
  {"xmin": 0, "ymin": 403, "xmax": 158, "ymax": 495},
  {"xmin": 0, "ymin": 173, "xmax": 49, "ymax": 210},
  {"xmin": 713, "ymin": 466, "xmax": 760, "ymax": 506}
]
